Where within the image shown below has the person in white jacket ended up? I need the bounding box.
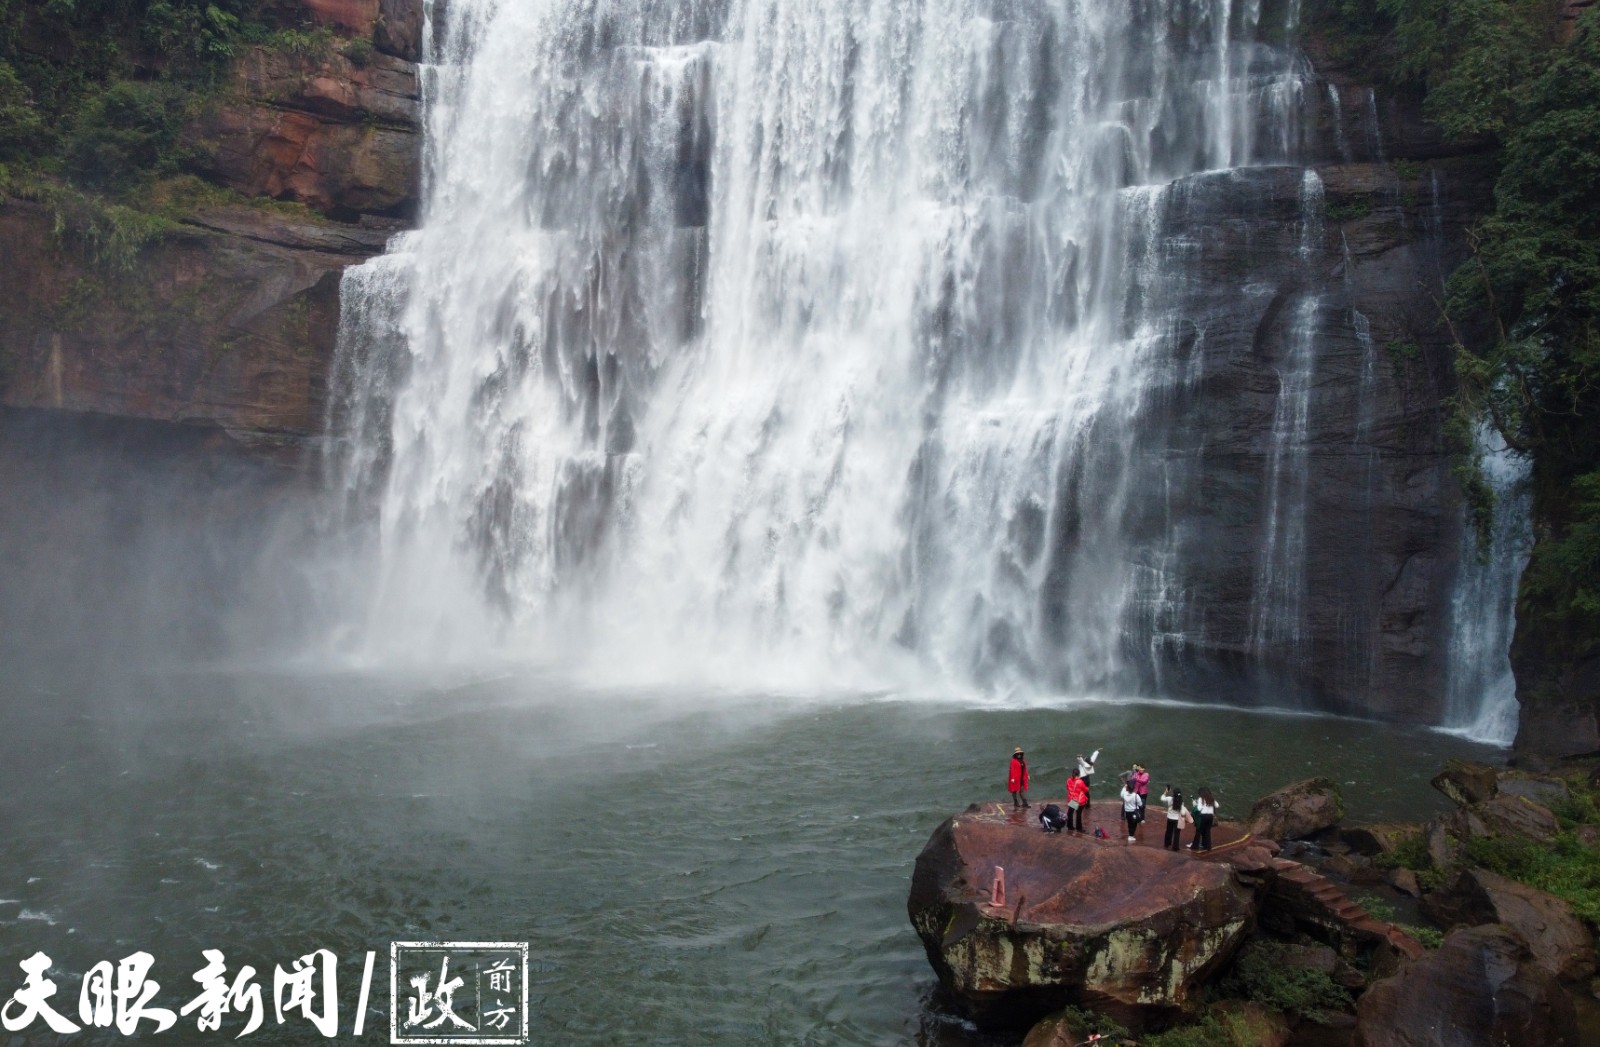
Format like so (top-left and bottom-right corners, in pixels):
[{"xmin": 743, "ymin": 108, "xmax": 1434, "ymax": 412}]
[
  {"xmin": 1075, "ymin": 749, "xmax": 1099, "ymax": 812},
  {"xmin": 1189, "ymin": 787, "xmax": 1219, "ymax": 851},
  {"xmin": 1119, "ymin": 780, "xmax": 1143, "ymax": 842},
  {"xmin": 1076, "ymin": 749, "xmax": 1098, "ymax": 782}
]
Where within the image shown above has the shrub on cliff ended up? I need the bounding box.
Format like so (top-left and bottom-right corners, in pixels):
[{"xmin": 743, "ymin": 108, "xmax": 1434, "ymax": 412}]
[
  {"xmin": 0, "ymin": 59, "xmax": 40, "ymax": 160},
  {"xmin": 65, "ymin": 79, "xmax": 192, "ymax": 191},
  {"xmin": 1461, "ymin": 832, "xmax": 1600, "ymax": 924}
]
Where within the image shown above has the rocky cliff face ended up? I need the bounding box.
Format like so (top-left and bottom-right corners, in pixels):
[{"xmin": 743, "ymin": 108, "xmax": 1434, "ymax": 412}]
[
  {"xmin": 1128, "ymin": 151, "xmax": 1492, "ymax": 721},
  {"xmin": 0, "ymin": 0, "xmax": 421, "ymax": 445},
  {"xmin": 1111, "ymin": 34, "xmax": 1498, "ymax": 722}
]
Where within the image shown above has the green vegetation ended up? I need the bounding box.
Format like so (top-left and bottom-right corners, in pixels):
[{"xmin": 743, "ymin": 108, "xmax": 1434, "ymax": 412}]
[
  {"xmin": 1325, "ymin": 200, "xmax": 1371, "ymax": 223},
  {"xmin": 0, "ymin": 0, "xmax": 337, "ymax": 268},
  {"xmin": 1463, "ymin": 831, "xmax": 1600, "ymax": 923},
  {"xmin": 1220, "ymin": 948, "xmax": 1351, "ymax": 1024},
  {"xmin": 1141, "ymin": 1013, "xmax": 1238, "ymax": 1047},
  {"xmin": 1055, "ymin": 1005, "xmax": 1129, "ymax": 1042},
  {"xmin": 1318, "ymin": 2, "xmax": 1600, "ymax": 671},
  {"xmin": 1392, "ymin": 158, "xmax": 1425, "ymax": 181},
  {"xmin": 1384, "ymin": 338, "xmax": 1422, "ymax": 363},
  {"xmin": 1141, "ymin": 1005, "xmax": 1298, "ymax": 1047}
]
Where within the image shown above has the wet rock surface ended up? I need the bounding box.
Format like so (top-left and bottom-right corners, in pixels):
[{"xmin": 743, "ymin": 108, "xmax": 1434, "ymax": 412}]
[
  {"xmin": 0, "ymin": 201, "xmax": 355, "ymax": 440},
  {"xmin": 1244, "ymin": 777, "xmax": 1345, "ymax": 842},
  {"xmin": 1353, "ymin": 925, "xmax": 1582, "ymax": 1047},
  {"xmin": 1419, "ymin": 867, "xmax": 1596, "ymax": 984},
  {"xmin": 1429, "ymin": 759, "xmax": 1499, "ymax": 807},
  {"xmin": 908, "ymin": 802, "xmax": 1260, "ymax": 1029},
  {"xmin": 1445, "ymin": 792, "xmax": 1561, "ymax": 846}
]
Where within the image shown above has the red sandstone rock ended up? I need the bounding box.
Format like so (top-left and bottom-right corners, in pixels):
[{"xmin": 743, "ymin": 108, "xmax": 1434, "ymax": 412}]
[
  {"xmin": 1353, "ymin": 925, "xmax": 1581, "ymax": 1047},
  {"xmin": 184, "ymin": 46, "xmax": 420, "ymax": 220},
  {"xmin": 375, "ymin": 0, "xmax": 424, "ymax": 61},
  {"xmin": 1244, "ymin": 777, "xmax": 1345, "ymax": 842},
  {"xmin": 299, "ymin": 0, "xmax": 379, "ymax": 35},
  {"xmin": 1446, "ymin": 793, "xmax": 1560, "ymax": 845},
  {"xmin": 0, "ymin": 201, "xmax": 361, "ymax": 439},
  {"xmin": 908, "ymin": 803, "xmax": 1256, "ymax": 1029},
  {"xmin": 1419, "ymin": 868, "xmax": 1596, "ymax": 984}
]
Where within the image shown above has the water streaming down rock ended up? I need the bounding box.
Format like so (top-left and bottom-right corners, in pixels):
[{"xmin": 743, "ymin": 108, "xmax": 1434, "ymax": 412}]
[
  {"xmin": 326, "ymin": 0, "xmax": 1514, "ymax": 721},
  {"xmin": 1443, "ymin": 432, "xmax": 1533, "ymax": 744},
  {"xmin": 1248, "ymin": 170, "xmax": 1322, "ymax": 667}
]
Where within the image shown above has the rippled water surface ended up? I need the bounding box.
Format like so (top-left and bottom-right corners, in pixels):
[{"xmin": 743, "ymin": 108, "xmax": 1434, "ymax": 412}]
[{"xmin": 0, "ymin": 668, "xmax": 1502, "ymax": 1045}]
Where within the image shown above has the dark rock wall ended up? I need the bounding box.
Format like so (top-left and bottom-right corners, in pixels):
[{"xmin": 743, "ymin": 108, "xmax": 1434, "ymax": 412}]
[{"xmin": 1122, "ymin": 43, "xmax": 1497, "ymax": 720}]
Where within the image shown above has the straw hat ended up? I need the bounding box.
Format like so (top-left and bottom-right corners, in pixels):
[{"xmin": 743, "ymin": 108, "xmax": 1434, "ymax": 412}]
[{"xmin": 1013, "ymin": 747, "xmax": 1024, "ymax": 756}]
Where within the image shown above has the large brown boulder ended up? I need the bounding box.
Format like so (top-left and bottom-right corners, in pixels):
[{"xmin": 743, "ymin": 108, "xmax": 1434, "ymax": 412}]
[
  {"xmin": 908, "ymin": 804, "xmax": 1256, "ymax": 1030},
  {"xmin": 1430, "ymin": 759, "xmax": 1499, "ymax": 807},
  {"xmin": 1339, "ymin": 822, "xmax": 1421, "ymax": 858},
  {"xmin": 1418, "ymin": 868, "xmax": 1596, "ymax": 983},
  {"xmin": 1353, "ymin": 925, "xmax": 1580, "ymax": 1047},
  {"xmin": 1446, "ymin": 793, "xmax": 1560, "ymax": 846},
  {"xmin": 1243, "ymin": 777, "xmax": 1344, "ymax": 842}
]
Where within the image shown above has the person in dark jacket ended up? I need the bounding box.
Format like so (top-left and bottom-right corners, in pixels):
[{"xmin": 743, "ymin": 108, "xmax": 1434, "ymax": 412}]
[
  {"xmin": 1038, "ymin": 803, "xmax": 1067, "ymax": 832},
  {"xmin": 1159, "ymin": 786, "xmax": 1190, "ymax": 851},
  {"xmin": 1008, "ymin": 747, "xmax": 1030, "ymax": 808},
  {"xmin": 1189, "ymin": 787, "xmax": 1218, "ymax": 851}
]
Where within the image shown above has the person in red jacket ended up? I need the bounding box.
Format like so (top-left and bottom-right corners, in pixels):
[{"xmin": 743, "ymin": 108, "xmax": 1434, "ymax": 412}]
[
  {"xmin": 1008, "ymin": 747, "xmax": 1030, "ymax": 809},
  {"xmin": 1065, "ymin": 771, "xmax": 1089, "ymax": 833}
]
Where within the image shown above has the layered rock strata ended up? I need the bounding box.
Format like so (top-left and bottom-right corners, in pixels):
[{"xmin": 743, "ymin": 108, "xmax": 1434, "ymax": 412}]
[{"xmin": 0, "ymin": 0, "xmax": 421, "ymax": 445}]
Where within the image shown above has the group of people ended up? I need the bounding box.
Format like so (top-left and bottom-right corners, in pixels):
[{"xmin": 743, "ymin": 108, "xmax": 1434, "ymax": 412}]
[{"xmin": 1007, "ymin": 746, "xmax": 1219, "ymax": 852}]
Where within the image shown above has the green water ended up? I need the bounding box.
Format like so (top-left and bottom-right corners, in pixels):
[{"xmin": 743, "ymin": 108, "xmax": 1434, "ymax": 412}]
[{"xmin": 0, "ymin": 668, "xmax": 1502, "ymax": 1045}]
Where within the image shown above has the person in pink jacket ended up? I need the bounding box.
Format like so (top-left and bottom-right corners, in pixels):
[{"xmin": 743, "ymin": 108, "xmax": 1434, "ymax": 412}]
[
  {"xmin": 1008, "ymin": 747, "xmax": 1030, "ymax": 809},
  {"xmin": 1130, "ymin": 764, "xmax": 1151, "ymax": 838}
]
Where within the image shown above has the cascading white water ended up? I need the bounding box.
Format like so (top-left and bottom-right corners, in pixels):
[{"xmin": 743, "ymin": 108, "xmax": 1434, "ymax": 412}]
[
  {"xmin": 1248, "ymin": 170, "xmax": 1322, "ymax": 664},
  {"xmin": 329, "ymin": 0, "xmax": 1339, "ymax": 694},
  {"xmin": 1442, "ymin": 430, "xmax": 1533, "ymax": 744}
]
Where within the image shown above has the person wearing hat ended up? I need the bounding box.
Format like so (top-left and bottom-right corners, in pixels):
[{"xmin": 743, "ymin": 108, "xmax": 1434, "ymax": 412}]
[{"xmin": 1008, "ymin": 747, "xmax": 1031, "ymax": 809}]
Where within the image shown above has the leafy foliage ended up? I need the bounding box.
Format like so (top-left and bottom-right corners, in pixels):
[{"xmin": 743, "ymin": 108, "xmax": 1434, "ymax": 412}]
[
  {"xmin": 1464, "ymin": 830, "xmax": 1600, "ymax": 924},
  {"xmin": 1320, "ymin": 2, "xmax": 1600, "ymax": 667},
  {"xmin": 1142, "ymin": 1007, "xmax": 1297, "ymax": 1047},
  {"xmin": 65, "ymin": 79, "xmax": 193, "ymax": 190},
  {"xmin": 1371, "ymin": 830, "xmax": 1431, "ymax": 871},
  {"xmin": 1054, "ymin": 1005, "xmax": 1129, "ymax": 1042},
  {"xmin": 0, "ymin": 58, "xmax": 41, "ymax": 159},
  {"xmin": 0, "ymin": 0, "xmax": 321, "ymax": 192},
  {"xmin": 1141, "ymin": 1014, "xmax": 1236, "ymax": 1047},
  {"xmin": 1221, "ymin": 948, "xmax": 1351, "ymax": 1023}
]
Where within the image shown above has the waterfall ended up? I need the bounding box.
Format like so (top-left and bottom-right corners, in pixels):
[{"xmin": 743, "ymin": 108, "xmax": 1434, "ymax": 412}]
[
  {"xmin": 328, "ymin": 0, "xmax": 1329, "ymax": 693},
  {"xmin": 1248, "ymin": 170, "xmax": 1323, "ymax": 665},
  {"xmin": 1442, "ymin": 430, "xmax": 1532, "ymax": 745},
  {"xmin": 1326, "ymin": 83, "xmax": 1350, "ymax": 163}
]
